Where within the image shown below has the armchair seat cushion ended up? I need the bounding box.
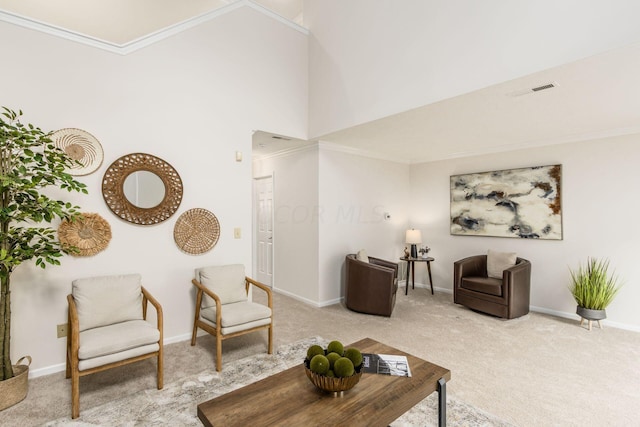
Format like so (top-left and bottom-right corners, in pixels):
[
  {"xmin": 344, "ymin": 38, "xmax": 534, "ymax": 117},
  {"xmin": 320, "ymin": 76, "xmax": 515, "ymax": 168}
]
[
  {"xmin": 201, "ymin": 301, "xmax": 272, "ymax": 329},
  {"xmin": 78, "ymin": 319, "xmax": 160, "ymax": 360},
  {"xmin": 461, "ymin": 276, "xmax": 503, "ymax": 297},
  {"xmin": 78, "ymin": 343, "xmax": 160, "ymax": 372}
]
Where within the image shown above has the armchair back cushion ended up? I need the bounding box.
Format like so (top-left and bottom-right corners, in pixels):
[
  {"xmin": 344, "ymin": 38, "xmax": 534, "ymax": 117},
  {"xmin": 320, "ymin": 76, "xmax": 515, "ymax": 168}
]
[
  {"xmin": 356, "ymin": 249, "xmax": 369, "ymax": 263},
  {"xmin": 72, "ymin": 274, "xmax": 143, "ymax": 332},
  {"xmin": 486, "ymin": 250, "xmax": 517, "ymax": 279},
  {"xmin": 196, "ymin": 264, "xmax": 248, "ymax": 307}
]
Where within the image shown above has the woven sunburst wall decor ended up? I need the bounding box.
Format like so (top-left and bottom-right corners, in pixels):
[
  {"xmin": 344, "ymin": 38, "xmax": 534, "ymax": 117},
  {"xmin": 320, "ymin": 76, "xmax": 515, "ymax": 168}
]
[
  {"xmin": 174, "ymin": 208, "xmax": 220, "ymax": 254},
  {"xmin": 50, "ymin": 128, "xmax": 104, "ymax": 176},
  {"xmin": 58, "ymin": 213, "xmax": 112, "ymax": 257}
]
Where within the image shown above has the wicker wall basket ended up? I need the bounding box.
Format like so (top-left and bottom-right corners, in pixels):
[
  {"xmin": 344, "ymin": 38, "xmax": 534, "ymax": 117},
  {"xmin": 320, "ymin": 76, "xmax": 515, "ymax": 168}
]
[
  {"xmin": 173, "ymin": 208, "xmax": 220, "ymax": 255},
  {"xmin": 58, "ymin": 213, "xmax": 112, "ymax": 257},
  {"xmin": 0, "ymin": 356, "xmax": 31, "ymax": 411}
]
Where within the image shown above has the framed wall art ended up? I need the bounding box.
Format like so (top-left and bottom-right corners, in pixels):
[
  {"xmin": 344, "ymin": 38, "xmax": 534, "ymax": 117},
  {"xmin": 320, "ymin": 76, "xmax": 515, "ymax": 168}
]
[{"xmin": 450, "ymin": 164, "xmax": 562, "ymax": 240}]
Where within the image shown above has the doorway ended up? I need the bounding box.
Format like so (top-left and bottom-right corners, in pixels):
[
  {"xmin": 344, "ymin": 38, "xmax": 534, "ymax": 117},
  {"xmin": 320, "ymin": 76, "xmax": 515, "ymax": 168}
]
[{"xmin": 254, "ymin": 175, "xmax": 274, "ymax": 287}]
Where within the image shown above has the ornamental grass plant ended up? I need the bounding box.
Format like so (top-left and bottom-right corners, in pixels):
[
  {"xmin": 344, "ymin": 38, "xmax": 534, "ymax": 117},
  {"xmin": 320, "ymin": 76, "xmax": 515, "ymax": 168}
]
[{"xmin": 569, "ymin": 257, "xmax": 622, "ymax": 310}]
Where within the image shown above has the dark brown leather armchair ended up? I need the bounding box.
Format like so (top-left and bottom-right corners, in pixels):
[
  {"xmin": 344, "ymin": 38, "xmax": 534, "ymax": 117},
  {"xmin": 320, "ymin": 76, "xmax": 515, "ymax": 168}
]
[
  {"xmin": 454, "ymin": 255, "xmax": 531, "ymax": 319},
  {"xmin": 345, "ymin": 254, "xmax": 398, "ymax": 317}
]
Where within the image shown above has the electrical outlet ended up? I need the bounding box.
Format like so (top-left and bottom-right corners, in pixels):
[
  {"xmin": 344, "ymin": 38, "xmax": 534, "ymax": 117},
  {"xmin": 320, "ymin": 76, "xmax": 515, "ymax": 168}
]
[
  {"xmin": 234, "ymin": 227, "xmax": 241, "ymax": 239},
  {"xmin": 57, "ymin": 323, "xmax": 68, "ymax": 338}
]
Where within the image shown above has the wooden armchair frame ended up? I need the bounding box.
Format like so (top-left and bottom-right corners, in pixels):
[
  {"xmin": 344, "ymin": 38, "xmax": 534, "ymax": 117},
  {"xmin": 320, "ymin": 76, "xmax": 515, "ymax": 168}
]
[
  {"xmin": 191, "ymin": 276, "xmax": 273, "ymax": 372},
  {"xmin": 66, "ymin": 286, "xmax": 163, "ymax": 419}
]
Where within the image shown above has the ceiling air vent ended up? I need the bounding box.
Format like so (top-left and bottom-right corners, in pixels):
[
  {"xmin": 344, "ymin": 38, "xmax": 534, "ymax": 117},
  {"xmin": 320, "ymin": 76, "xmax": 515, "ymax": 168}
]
[
  {"xmin": 271, "ymin": 135, "xmax": 291, "ymax": 141},
  {"xmin": 507, "ymin": 82, "xmax": 559, "ymax": 97},
  {"xmin": 532, "ymin": 83, "xmax": 556, "ymax": 92}
]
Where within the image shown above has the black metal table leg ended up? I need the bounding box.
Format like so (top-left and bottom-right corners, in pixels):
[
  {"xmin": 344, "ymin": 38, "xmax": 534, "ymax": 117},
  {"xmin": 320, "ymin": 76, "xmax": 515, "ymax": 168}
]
[
  {"xmin": 438, "ymin": 377, "xmax": 446, "ymax": 427},
  {"xmin": 427, "ymin": 261, "xmax": 434, "ymax": 295},
  {"xmin": 405, "ymin": 261, "xmax": 411, "ymax": 295},
  {"xmin": 411, "ymin": 261, "xmax": 415, "ymax": 289}
]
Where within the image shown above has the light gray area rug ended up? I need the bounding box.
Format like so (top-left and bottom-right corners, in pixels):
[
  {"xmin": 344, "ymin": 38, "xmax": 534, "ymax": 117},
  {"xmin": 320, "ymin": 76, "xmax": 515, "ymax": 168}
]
[{"xmin": 43, "ymin": 337, "xmax": 511, "ymax": 427}]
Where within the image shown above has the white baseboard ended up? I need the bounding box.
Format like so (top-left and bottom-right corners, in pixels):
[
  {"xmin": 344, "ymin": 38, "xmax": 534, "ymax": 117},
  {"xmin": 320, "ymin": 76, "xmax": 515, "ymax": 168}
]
[
  {"xmin": 30, "ymin": 362, "xmax": 66, "ymax": 379},
  {"xmin": 399, "ymin": 280, "xmax": 452, "ymax": 294},
  {"xmin": 402, "ymin": 281, "xmax": 640, "ymax": 332},
  {"xmin": 529, "ymin": 305, "xmax": 640, "ymax": 332},
  {"xmin": 272, "ymin": 287, "xmax": 341, "ymax": 307}
]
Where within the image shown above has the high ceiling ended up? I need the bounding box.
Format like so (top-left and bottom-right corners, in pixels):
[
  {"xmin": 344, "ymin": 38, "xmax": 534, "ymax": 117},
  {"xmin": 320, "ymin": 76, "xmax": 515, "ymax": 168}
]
[
  {"xmin": 316, "ymin": 41, "xmax": 640, "ymax": 163},
  {"xmin": 255, "ymin": 39, "xmax": 640, "ymax": 163},
  {"xmin": 2, "ymin": 1, "xmax": 639, "ymax": 163}
]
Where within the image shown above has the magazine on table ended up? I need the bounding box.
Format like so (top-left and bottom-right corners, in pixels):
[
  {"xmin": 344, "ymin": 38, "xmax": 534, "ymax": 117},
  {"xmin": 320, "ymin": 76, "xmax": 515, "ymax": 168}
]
[{"xmin": 361, "ymin": 353, "xmax": 411, "ymax": 377}]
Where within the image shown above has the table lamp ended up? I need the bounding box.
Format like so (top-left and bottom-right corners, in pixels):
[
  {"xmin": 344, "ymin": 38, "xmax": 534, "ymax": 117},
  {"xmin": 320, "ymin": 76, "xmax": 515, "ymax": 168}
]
[{"xmin": 405, "ymin": 229, "xmax": 422, "ymax": 258}]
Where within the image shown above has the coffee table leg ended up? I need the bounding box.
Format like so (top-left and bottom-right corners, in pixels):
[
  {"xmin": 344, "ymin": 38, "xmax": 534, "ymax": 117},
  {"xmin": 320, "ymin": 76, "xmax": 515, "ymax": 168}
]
[{"xmin": 438, "ymin": 377, "xmax": 446, "ymax": 427}]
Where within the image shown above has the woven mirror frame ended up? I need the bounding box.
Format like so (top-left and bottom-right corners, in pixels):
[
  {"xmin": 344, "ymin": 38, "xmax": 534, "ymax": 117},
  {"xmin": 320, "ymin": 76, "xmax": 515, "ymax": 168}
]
[{"xmin": 102, "ymin": 153, "xmax": 183, "ymax": 225}]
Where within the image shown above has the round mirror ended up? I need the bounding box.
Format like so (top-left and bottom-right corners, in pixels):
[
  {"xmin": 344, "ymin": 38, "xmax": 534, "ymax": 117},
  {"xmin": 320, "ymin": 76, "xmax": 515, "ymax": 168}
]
[
  {"xmin": 102, "ymin": 153, "xmax": 183, "ymax": 225},
  {"xmin": 123, "ymin": 171, "xmax": 166, "ymax": 209}
]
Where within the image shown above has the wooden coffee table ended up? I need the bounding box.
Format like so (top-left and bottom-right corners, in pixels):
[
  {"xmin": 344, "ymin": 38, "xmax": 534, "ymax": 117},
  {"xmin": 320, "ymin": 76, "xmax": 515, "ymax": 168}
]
[{"xmin": 197, "ymin": 337, "xmax": 451, "ymax": 426}]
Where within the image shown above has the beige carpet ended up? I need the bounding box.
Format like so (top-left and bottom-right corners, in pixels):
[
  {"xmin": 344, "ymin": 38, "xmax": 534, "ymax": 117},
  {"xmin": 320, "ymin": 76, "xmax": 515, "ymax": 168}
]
[
  {"xmin": 2, "ymin": 288, "xmax": 639, "ymax": 426},
  {"xmin": 39, "ymin": 337, "xmax": 511, "ymax": 426}
]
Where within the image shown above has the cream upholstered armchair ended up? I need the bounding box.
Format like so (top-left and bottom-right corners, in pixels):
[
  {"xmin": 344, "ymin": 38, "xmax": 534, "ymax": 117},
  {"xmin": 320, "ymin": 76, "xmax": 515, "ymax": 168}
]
[
  {"xmin": 66, "ymin": 274, "xmax": 163, "ymax": 419},
  {"xmin": 191, "ymin": 264, "xmax": 273, "ymax": 371}
]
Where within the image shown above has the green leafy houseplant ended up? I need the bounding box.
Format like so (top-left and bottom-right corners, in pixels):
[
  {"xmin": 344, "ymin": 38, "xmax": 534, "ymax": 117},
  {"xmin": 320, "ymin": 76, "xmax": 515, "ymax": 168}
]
[
  {"xmin": 1, "ymin": 107, "xmax": 87, "ymax": 381},
  {"xmin": 569, "ymin": 257, "xmax": 622, "ymax": 311}
]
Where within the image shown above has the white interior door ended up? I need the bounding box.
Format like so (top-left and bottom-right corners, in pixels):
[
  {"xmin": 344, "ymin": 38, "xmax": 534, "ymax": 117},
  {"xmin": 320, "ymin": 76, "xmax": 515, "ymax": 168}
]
[{"xmin": 255, "ymin": 175, "xmax": 274, "ymax": 286}]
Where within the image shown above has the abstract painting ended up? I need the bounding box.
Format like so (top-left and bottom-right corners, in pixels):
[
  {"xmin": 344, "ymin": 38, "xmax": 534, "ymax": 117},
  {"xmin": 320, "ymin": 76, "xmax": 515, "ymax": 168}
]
[{"xmin": 450, "ymin": 165, "xmax": 562, "ymax": 239}]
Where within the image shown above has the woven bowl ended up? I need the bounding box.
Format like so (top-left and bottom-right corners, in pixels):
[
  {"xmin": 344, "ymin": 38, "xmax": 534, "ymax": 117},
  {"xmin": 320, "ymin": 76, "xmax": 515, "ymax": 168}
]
[{"xmin": 304, "ymin": 362, "xmax": 363, "ymax": 393}]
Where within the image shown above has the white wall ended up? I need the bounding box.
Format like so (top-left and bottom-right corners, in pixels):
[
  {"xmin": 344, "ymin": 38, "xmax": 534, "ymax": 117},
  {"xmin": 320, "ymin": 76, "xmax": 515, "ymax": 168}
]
[
  {"xmin": 252, "ymin": 146, "xmax": 320, "ymax": 303},
  {"xmin": 1, "ymin": 6, "xmax": 308, "ymax": 375},
  {"xmin": 305, "ymin": 0, "xmax": 640, "ymax": 137},
  {"xmin": 318, "ymin": 146, "xmax": 410, "ymax": 303},
  {"xmin": 409, "ymin": 135, "xmax": 640, "ymax": 330},
  {"xmin": 254, "ymin": 144, "xmax": 410, "ymax": 306}
]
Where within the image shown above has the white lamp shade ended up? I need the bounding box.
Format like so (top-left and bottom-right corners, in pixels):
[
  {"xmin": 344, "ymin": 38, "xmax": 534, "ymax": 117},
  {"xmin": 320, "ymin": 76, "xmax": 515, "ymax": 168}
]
[{"xmin": 405, "ymin": 229, "xmax": 422, "ymax": 244}]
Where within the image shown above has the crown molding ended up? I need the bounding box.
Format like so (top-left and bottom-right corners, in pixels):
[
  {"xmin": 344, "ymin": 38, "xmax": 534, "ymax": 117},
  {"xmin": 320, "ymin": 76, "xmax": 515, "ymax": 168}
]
[
  {"xmin": 253, "ymin": 141, "xmax": 318, "ymax": 161},
  {"xmin": 244, "ymin": 0, "xmax": 307, "ymax": 34},
  {"xmin": 317, "ymin": 141, "xmax": 411, "ymax": 164},
  {"xmin": 0, "ymin": 0, "xmax": 308, "ymax": 55}
]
